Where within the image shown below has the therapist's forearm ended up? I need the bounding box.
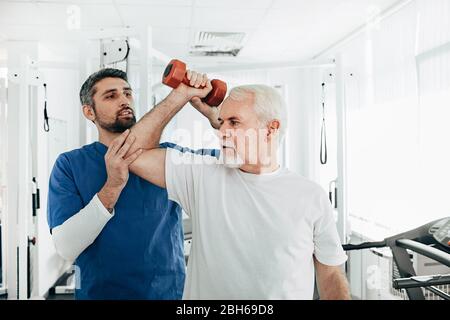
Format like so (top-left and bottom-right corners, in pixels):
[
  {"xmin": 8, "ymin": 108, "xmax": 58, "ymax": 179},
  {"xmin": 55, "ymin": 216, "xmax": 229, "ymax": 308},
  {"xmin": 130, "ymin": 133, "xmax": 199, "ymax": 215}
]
[
  {"xmin": 52, "ymin": 195, "xmax": 114, "ymax": 262},
  {"xmin": 128, "ymin": 91, "xmax": 189, "ymax": 154},
  {"xmin": 97, "ymin": 181, "xmax": 123, "ymax": 213}
]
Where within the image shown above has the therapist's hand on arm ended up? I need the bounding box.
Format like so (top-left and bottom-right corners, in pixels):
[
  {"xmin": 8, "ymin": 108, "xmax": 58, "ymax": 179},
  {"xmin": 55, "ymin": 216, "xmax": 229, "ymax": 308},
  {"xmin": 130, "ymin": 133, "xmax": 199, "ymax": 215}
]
[{"xmin": 97, "ymin": 129, "xmax": 143, "ymax": 212}]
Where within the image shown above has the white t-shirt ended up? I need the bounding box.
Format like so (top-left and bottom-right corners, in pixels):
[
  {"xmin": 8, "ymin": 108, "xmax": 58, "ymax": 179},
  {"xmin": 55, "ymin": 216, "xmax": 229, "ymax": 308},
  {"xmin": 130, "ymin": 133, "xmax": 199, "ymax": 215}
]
[{"xmin": 165, "ymin": 149, "xmax": 347, "ymax": 300}]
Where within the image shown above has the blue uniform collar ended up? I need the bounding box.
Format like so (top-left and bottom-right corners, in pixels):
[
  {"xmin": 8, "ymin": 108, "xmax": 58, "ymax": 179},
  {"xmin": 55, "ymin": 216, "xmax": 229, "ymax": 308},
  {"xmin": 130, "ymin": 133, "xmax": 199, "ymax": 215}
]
[{"xmin": 93, "ymin": 141, "xmax": 108, "ymax": 156}]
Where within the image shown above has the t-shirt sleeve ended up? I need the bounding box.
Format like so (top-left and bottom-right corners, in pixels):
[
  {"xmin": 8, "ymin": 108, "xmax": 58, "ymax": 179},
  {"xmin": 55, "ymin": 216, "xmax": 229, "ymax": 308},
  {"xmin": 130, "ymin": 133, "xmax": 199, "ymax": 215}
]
[
  {"xmin": 47, "ymin": 154, "xmax": 85, "ymax": 230},
  {"xmin": 165, "ymin": 147, "xmax": 217, "ymax": 217},
  {"xmin": 160, "ymin": 141, "xmax": 220, "ymax": 158},
  {"xmin": 312, "ymin": 190, "xmax": 348, "ymax": 266}
]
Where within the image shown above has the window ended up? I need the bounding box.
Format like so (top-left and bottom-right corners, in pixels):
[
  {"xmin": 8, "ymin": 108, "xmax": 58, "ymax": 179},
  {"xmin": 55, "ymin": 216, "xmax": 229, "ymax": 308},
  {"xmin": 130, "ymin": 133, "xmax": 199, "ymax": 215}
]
[{"xmin": 342, "ymin": 0, "xmax": 450, "ymax": 238}]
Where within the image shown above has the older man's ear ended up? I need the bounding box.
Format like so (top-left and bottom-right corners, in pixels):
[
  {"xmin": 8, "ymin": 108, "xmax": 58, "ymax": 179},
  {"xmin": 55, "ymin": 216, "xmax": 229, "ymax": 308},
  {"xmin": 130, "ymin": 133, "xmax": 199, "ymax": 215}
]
[{"xmin": 267, "ymin": 120, "xmax": 281, "ymax": 138}]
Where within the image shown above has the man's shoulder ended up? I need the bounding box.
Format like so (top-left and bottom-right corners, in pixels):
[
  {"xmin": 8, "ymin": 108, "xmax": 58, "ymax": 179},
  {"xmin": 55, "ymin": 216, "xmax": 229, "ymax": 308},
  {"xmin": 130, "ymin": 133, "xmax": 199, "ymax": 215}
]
[{"xmin": 281, "ymin": 169, "xmax": 325, "ymax": 196}]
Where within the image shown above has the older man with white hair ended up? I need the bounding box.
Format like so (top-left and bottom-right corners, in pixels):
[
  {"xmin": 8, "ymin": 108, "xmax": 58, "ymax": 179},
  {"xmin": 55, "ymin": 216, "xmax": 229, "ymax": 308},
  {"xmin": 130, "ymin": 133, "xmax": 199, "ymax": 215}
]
[{"xmin": 122, "ymin": 72, "xmax": 350, "ymax": 300}]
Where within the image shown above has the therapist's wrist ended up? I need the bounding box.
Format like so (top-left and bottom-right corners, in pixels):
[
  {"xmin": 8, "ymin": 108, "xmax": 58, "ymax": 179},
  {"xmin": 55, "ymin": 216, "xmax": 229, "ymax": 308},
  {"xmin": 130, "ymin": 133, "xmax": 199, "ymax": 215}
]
[{"xmin": 97, "ymin": 182, "xmax": 123, "ymax": 213}]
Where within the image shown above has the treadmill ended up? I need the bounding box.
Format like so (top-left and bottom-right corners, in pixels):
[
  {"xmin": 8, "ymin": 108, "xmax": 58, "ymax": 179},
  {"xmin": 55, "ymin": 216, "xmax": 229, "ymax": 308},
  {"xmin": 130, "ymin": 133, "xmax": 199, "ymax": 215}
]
[{"xmin": 343, "ymin": 217, "xmax": 450, "ymax": 300}]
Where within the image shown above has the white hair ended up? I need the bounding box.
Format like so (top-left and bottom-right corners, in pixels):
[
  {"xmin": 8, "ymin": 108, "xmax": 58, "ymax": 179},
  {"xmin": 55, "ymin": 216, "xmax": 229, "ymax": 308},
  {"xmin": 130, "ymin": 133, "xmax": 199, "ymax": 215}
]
[{"xmin": 228, "ymin": 84, "xmax": 287, "ymax": 141}]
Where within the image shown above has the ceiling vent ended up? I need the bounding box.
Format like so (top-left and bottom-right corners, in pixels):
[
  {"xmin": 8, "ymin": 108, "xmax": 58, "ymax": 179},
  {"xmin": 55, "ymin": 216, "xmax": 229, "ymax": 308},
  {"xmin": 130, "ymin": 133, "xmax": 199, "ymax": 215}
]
[{"xmin": 190, "ymin": 31, "xmax": 246, "ymax": 57}]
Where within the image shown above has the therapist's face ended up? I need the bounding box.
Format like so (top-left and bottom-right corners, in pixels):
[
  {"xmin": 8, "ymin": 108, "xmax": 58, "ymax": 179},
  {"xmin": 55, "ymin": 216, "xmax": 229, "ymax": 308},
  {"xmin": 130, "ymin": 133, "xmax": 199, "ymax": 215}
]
[{"xmin": 86, "ymin": 77, "xmax": 136, "ymax": 133}]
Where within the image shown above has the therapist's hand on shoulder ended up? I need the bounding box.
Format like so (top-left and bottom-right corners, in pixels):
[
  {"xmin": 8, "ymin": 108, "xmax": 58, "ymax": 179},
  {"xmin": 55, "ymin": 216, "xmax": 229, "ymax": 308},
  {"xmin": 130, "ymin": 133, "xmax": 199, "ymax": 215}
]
[{"xmin": 98, "ymin": 129, "xmax": 143, "ymax": 212}]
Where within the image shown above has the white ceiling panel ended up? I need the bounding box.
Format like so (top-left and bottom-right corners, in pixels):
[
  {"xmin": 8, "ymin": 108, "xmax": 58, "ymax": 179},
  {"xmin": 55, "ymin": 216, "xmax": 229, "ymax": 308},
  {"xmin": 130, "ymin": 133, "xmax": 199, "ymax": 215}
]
[
  {"xmin": 240, "ymin": 27, "xmax": 306, "ymax": 60},
  {"xmin": 243, "ymin": 33, "xmax": 334, "ymax": 62},
  {"xmin": 265, "ymin": 1, "xmax": 391, "ymax": 28},
  {"xmin": 0, "ymin": 2, "xmax": 68, "ymax": 26},
  {"xmin": 195, "ymin": 0, "xmax": 273, "ymax": 9},
  {"xmin": 271, "ymin": 0, "xmax": 397, "ymax": 10},
  {"xmin": 153, "ymin": 42, "xmax": 189, "ymax": 58},
  {"xmin": 2, "ymin": 0, "xmax": 114, "ymax": 3},
  {"xmin": 118, "ymin": 5, "xmax": 192, "ymax": 28},
  {"xmin": 152, "ymin": 27, "xmax": 190, "ymax": 44},
  {"xmin": 115, "ymin": 0, "xmax": 192, "ymax": 6},
  {"xmin": 191, "ymin": 7, "xmax": 266, "ymax": 29}
]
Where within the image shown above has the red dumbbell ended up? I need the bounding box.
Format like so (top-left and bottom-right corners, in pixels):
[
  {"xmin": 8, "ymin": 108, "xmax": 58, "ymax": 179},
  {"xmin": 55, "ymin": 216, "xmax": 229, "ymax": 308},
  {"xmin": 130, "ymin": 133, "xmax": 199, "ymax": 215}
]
[{"xmin": 162, "ymin": 59, "xmax": 227, "ymax": 107}]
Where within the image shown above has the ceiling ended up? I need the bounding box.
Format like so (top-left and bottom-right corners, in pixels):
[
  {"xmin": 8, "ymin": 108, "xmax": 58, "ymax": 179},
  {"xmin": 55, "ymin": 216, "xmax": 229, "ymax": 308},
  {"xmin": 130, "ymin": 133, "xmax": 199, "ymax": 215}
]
[{"xmin": 0, "ymin": 0, "xmax": 401, "ymax": 68}]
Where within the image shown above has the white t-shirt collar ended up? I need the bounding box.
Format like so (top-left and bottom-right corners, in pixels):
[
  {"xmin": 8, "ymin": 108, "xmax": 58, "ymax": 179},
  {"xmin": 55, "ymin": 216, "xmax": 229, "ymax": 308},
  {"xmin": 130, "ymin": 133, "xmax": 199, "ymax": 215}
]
[{"xmin": 237, "ymin": 165, "xmax": 283, "ymax": 181}]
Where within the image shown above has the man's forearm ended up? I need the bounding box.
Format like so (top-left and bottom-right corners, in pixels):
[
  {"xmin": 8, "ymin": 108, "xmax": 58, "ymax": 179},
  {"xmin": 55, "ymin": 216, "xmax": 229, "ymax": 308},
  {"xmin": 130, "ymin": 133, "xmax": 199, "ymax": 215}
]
[
  {"xmin": 314, "ymin": 256, "xmax": 351, "ymax": 300},
  {"xmin": 129, "ymin": 91, "xmax": 189, "ymax": 153},
  {"xmin": 319, "ymin": 269, "xmax": 351, "ymax": 300}
]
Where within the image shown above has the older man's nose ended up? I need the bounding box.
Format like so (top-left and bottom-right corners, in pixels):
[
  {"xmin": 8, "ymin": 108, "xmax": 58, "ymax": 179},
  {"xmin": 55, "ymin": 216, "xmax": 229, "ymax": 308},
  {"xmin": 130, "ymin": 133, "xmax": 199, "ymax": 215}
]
[
  {"xmin": 218, "ymin": 126, "xmax": 226, "ymax": 137},
  {"xmin": 219, "ymin": 127, "xmax": 233, "ymax": 139}
]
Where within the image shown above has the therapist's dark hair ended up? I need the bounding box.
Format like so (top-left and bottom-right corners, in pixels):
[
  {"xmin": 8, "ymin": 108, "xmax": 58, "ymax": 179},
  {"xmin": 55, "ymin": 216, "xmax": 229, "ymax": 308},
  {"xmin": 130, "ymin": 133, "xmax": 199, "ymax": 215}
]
[{"xmin": 79, "ymin": 68, "xmax": 128, "ymax": 108}]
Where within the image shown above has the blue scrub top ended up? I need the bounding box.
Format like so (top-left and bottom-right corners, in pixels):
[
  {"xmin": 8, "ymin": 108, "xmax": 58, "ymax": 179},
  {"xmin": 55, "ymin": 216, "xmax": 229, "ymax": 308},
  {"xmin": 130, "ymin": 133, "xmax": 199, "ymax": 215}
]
[{"xmin": 47, "ymin": 141, "xmax": 219, "ymax": 300}]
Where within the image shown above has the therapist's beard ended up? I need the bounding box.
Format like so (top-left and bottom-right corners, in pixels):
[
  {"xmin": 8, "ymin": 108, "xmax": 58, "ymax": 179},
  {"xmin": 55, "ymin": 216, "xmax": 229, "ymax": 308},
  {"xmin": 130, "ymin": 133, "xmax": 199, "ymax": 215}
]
[{"xmin": 96, "ymin": 115, "xmax": 137, "ymax": 133}]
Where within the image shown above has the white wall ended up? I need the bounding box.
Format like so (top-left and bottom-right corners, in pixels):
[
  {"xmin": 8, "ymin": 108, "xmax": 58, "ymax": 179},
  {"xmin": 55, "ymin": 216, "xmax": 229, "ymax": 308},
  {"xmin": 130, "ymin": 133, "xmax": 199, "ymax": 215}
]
[{"xmin": 34, "ymin": 43, "xmax": 82, "ymax": 297}]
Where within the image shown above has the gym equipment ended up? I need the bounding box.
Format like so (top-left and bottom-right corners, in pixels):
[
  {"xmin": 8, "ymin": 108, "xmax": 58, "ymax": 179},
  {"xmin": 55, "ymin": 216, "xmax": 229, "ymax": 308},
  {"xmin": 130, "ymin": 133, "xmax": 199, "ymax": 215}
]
[
  {"xmin": 162, "ymin": 59, "xmax": 227, "ymax": 106},
  {"xmin": 100, "ymin": 39, "xmax": 130, "ymax": 69},
  {"xmin": 343, "ymin": 217, "xmax": 450, "ymax": 300},
  {"xmin": 320, "ymin": 83, "xmax": 327, "ymax": 165}
]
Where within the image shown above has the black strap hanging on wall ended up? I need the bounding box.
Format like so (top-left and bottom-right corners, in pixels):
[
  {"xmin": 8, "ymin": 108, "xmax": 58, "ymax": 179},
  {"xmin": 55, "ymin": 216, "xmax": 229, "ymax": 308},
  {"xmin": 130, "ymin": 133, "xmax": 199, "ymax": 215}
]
[
  {"xmin": 320, "ymin": 83, "xmax": 327, "ymax": 165},
  {"xmin": 43, "ymin": 83, "xmax": 49, "ymax": 132}
]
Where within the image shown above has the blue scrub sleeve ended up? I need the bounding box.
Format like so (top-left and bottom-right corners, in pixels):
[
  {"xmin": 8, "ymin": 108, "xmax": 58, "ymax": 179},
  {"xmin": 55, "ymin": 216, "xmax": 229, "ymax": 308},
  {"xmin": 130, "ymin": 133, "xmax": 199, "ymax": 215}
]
[{"xmin": 47, "ymin": 154, "xmax": 85, "ymax": 230}]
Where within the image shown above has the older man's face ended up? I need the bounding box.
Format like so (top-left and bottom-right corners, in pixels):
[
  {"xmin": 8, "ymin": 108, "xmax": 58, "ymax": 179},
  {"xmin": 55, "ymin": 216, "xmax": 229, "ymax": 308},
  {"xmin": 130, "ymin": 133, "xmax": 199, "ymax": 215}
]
[{"xmin": 217, "ymin": 94, "xmax": 269, "ymax": 167}]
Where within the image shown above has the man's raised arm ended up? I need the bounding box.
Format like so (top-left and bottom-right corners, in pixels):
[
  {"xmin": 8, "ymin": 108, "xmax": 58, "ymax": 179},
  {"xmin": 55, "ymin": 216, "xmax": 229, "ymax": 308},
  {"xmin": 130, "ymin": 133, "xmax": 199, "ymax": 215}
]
[
  {"xmin": 127, "ymin": 71, "xmax": 215, "ymax": 187},
  {"xmin": 127, "ymin": 71, "xmax": 215, "ymax": 154}
]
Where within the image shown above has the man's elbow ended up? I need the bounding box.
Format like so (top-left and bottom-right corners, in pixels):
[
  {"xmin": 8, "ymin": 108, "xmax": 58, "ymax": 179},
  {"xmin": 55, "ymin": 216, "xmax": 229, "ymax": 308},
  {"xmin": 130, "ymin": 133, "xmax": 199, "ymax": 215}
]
[{"xmin": 129, "ymin": 149, "xmax": 167, "ymax": 188}]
